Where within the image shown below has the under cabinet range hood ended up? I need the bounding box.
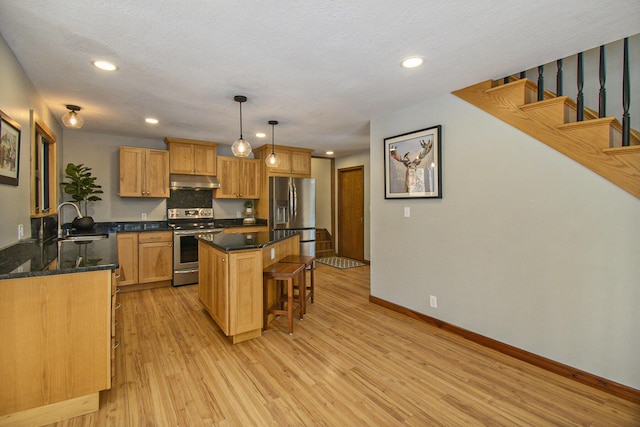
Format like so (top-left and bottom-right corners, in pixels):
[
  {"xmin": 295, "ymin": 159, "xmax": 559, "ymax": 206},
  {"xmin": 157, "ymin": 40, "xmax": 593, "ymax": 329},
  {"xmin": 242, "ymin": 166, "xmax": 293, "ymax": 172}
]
[{"xmin": 170, "ymin": 174, "xmax": 220, "ymax": 190}]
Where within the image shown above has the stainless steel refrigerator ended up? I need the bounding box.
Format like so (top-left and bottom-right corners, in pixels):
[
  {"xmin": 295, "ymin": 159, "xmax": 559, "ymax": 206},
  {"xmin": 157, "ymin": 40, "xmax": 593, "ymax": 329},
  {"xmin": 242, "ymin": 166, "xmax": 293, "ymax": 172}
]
[{"xmin": 270, "ymin": 177, "xmax": 316, "ymax": 257}]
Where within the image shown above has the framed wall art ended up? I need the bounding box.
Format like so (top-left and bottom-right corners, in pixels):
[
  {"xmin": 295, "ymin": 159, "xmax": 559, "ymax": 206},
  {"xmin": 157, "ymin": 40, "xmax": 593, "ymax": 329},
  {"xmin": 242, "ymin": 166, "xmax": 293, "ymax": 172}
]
[
  {"xmin": 384, "ymin": 125, "xmax": 441, "ymax": 199},
  {"xmin": 0, "ymin": 109, "xmax": 21, "ymax": 186}
]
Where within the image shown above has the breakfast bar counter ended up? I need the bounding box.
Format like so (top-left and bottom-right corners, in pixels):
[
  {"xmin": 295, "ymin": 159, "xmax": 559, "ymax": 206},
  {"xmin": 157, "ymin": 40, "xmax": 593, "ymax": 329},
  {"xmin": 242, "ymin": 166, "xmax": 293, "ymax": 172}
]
[{"xmin": 197, "ymin": 231, "xmax": 300, "ymax": 343}]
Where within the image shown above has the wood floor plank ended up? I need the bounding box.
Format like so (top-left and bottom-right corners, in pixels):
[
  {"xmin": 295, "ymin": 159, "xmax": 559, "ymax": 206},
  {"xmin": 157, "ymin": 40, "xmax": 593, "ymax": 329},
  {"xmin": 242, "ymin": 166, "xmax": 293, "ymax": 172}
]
[{"xmin": 48, "ymin": 263, "xmax": 640, "ymax": 426}]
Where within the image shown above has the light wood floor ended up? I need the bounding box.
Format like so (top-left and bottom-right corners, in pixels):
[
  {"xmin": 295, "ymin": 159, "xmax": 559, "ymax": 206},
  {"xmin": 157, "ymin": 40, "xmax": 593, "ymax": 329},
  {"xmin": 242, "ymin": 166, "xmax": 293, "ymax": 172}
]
[{"xmin": 50, "ymin": 264, "xmax": 639, "ymax": 426}]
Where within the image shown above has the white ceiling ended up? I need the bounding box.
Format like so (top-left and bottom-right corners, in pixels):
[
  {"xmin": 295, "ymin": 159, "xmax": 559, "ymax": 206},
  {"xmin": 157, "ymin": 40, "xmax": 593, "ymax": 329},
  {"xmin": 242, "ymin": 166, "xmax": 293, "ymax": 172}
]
[{"xmin": 1, "ymin": 1, "xmax": 639, "ymax": 157}]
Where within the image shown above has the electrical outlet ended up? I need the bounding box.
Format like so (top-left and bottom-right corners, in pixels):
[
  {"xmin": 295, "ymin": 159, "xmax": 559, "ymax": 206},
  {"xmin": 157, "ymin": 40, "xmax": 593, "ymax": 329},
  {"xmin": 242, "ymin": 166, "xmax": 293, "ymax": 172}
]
[
  {"xmin": 17, "ymin": 224, "xmax": 24, "ymax": 240},
  {"xmin": 270, "ymin": 248, "xmax": 275, "ymax": 260},
  {"xmin": 141, "ymin": 213, "xmax": 147, "ymax": 221},
  {"xmin": 429, "ymin": 295, "xmax": 438, "ymax": 308},
  {"xmin": 237, "ymin": 211, "xmax": 242, "ymax": 218}
]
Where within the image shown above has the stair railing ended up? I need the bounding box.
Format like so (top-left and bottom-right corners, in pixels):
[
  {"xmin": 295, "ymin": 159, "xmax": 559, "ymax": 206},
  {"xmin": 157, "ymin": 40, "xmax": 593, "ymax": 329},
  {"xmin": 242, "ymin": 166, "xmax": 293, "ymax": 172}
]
[{"xmin": 503, "ymin": 36, "xmax": 635, "ymax": 147}]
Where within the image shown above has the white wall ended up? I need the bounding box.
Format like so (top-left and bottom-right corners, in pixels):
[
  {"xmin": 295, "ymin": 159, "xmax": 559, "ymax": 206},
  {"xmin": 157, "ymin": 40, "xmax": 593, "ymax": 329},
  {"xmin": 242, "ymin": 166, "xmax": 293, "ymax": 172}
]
[
  {"xmin": 0, "ymin": 34, "xmax": 61, "ymax": 248},
  {"xmin": 335, "ymin": 151, "xmax": 370, "ymax": 261},
  {"xmin": 370, "ymin": 93, "xmax": 640, "ymax": 389},
  {"xmin": 311, "ymin": 157, "xmax": 332, "ymax": 232}
]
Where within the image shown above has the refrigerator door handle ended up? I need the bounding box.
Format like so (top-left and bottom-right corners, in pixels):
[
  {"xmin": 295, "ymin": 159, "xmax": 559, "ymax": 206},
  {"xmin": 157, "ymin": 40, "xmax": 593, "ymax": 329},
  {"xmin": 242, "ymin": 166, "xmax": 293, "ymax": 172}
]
[
  {"xmin": 288, "ymin": 180, "xmax": 294, "ymax": 223},
  {"xmin": 292, "ymin": 181, "xmax": 297, "ymax": 218}
]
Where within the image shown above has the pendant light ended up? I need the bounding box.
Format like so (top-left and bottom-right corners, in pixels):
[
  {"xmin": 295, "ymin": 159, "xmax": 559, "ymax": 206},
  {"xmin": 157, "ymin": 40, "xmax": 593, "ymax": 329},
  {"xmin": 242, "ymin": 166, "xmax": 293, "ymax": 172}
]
[
  {"xmin": 61, "ymin": 104, "xmax": 84, "ymax": 129},
  {"xmin": 265, "ymin": 120, "xmax": 281, "ymax": 167},
  {"xmin": 231, "ymin": 95, "xmax": 252, "ymax": 157}
]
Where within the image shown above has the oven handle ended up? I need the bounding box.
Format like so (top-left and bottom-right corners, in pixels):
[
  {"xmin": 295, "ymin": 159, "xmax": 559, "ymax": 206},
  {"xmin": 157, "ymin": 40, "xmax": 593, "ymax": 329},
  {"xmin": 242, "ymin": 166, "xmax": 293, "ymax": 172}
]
[
  {"xmin": 173, "ymin": 229, "xmax": 224, "ymax": 236},
  {"xmin": 175, "ymin": 269, "xmax": 199, "ymax": 274}
]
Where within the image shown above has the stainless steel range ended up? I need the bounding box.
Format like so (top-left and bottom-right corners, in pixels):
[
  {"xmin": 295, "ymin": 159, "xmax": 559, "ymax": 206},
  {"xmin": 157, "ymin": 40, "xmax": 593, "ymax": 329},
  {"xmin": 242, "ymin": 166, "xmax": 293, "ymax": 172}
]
[{"xmin": 168, "ymin": 208, "xmax": 222, "ymax": 286}]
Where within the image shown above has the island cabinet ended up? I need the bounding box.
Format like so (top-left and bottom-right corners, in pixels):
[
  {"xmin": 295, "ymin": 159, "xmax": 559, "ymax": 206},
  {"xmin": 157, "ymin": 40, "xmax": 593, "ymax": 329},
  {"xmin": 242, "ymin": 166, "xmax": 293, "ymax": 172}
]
[
  {"xmin": 116, "ymin": 231, "xmax": 173, "ymax": 290},
  {"xmin": 0, "ymin": 270, "xmax": 114, "ymax": 425},
  {"xmin": 119, "ymin": 146, "xmax": 170, "ymax": 198},
  {"xmin": 198, "ymin": 242, "xmax": 263, "ymax": 343},
  {"xmin": 164, "ymin": 137, "xmax": 219, "ymax": 176},
  {"xmin": 214, "ymin": 156, "xmax": 261, "ymax": 199}
]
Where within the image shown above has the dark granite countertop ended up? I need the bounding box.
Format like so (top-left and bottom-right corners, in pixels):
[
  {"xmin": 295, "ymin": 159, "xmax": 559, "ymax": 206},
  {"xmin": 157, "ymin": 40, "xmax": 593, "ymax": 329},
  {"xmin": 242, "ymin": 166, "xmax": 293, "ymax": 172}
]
[
  {"xmin": 0, "ymin": 235, "xmax": 118, "ymax": 280},
  {"xmin": 197, "ymin": 230, "xmax": 298, "ymax": 252}
]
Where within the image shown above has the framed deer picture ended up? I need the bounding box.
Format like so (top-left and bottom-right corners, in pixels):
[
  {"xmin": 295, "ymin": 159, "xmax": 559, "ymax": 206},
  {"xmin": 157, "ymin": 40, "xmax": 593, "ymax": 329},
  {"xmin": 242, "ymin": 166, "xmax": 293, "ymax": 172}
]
[{"xmin": 384, "ymin": 125, "xmax": 441, "ymax": 199}]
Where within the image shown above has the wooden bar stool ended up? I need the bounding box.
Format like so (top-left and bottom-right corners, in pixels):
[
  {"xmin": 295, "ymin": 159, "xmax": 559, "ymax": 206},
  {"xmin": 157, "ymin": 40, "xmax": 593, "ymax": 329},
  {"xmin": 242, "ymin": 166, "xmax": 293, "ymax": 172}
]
[
  {"xmin": 279, "ymin": 255, "xmax": 316, "ymax": 314},
  {"xmin": 263, "ymin": 262, "xmax": 306, "ymax": 335}
]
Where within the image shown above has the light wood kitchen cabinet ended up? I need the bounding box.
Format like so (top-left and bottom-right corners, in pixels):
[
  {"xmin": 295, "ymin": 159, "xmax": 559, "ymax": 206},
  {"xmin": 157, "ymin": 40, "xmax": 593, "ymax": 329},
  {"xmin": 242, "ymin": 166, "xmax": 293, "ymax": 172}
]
[
  {"xmin": 214, "ymin": 156, "xmax": 261, "ymax": 199},
  {"xmin": 0, "ymin": 270, "xmax": 113, "ymax": 421},
  {"xmin": 119, "ymin": 146, "xmax": 169, "ymax": 198},
  {"xmin": 117, "ymin": 231, "xmax": 173, "ymax": 289},
  {"xmin": 198, "ymin": 242, "xmax": 263, "ymax": 343},
  {"xmin": 165, "ymin": 137, "xmax": 218, "ymax": 176},
  {"xmin": 254, "ymin": 144, "xmax": 313, "ymax": 177}
]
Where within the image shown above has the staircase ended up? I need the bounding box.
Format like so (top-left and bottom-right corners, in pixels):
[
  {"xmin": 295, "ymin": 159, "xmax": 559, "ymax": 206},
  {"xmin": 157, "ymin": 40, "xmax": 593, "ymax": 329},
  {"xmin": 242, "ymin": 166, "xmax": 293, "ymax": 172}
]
[
  {"xmin": 453, "ymin": 78, "xmax": 640, "ymax": 199},
  {"xmin": 315, "ymin": 228, "xmax": 335, "ymax": 258}
]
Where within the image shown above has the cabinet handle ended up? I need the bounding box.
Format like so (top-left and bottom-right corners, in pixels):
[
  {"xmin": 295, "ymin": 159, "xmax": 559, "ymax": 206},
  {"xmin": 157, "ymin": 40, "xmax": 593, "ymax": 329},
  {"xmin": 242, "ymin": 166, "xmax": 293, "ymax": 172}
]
[
  {"xmin": 222, "ymin": 259, "xmax": 226, "ymax": 263},
  {"xmin": 115, "ymin": 287, "xmax": 121, "ymax": 294},
  {"xmin": 114, "ymin": 319, "xmax": 119, "ymax": 327},
  {"xmin": 114, "ymin": 340, "xmax": 120, "ymax": 350},
  {"xmin": 115, "ymin": 302, "xmax": 121, "ymax": 310}
]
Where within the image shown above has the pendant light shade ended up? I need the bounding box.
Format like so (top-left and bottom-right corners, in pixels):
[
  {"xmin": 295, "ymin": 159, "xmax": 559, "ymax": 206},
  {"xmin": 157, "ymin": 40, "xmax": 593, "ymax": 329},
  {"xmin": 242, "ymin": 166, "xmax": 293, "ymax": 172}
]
[
  {"xmin": 265, "ymin": 120, "xmax": 281, "ymax": 168},
  {"xmin": 231, "ymin": 95, "xmax": 252, "ymax": 157},
  {"xmin": 61, "ymin": 104, "xmax": 84, "ymax": 129}
]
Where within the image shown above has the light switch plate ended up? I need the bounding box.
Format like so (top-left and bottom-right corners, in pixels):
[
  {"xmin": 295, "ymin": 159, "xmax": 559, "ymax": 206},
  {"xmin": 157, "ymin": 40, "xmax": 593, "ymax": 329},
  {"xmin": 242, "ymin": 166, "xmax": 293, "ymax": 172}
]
[{"xmin": 404, "ymin": 207, "xmax": 410, "ymax": 218}]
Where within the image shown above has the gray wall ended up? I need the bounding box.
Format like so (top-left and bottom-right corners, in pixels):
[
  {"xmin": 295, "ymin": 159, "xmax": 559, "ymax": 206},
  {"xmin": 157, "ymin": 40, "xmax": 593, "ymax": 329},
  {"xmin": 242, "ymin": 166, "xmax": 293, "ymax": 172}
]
[
  {"xmin": 370, "ymin": 93, "xmax": 640, "ymax": 389},
  {"xmin": 311, "ymin": 157, "xmax": 332, "ymax": 232},
  {"xmin": 0, "ymin": 34, "xmax": 61, "ymax": 248}
]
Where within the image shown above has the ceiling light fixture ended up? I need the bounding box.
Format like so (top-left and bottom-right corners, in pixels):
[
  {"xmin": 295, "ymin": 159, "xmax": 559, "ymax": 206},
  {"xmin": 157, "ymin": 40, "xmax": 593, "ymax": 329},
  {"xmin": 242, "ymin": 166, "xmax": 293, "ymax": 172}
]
[
  {"xmin": 265, "ymin": 120, "xmax": 281, "ymax": 168},
  {"xmin": 61, "ymin": 104, "xmax": 84, "ymax": 129},
  {"xmin": 231, "ymin": 95, "xmax": 252, "ymax": 157},
  {"xmin": 92, "ymin": 60, "xmax": 118, "ymax": 71},
  {"xmin": 326, "ymin": 151, "xmax": 334, "ymax": 155},
  {"xmin": 256, "ymin": 132, "xmax": 266, "ymax": 138},
  {"xmin": 401, "ymin": 56, "xmax": 424, "ymax": 69}
]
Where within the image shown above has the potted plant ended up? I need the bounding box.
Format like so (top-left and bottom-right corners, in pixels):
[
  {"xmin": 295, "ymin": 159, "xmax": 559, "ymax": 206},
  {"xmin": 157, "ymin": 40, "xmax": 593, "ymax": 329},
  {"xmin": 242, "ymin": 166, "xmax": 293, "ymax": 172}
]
[
  {"xmin": 244, "ymin": 199, "xmax": 254, "ymax": 214},
  {"xmin": 61, "ymin": 163, "xmax": 103, "ymax": 230}
]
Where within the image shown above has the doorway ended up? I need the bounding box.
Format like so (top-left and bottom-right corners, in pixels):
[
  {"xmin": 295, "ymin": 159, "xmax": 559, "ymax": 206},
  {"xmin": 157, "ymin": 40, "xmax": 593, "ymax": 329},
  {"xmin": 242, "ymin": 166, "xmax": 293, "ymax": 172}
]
[{"xmin": 337, "ymin": 165, "xmax": 364, "ymax": 261}]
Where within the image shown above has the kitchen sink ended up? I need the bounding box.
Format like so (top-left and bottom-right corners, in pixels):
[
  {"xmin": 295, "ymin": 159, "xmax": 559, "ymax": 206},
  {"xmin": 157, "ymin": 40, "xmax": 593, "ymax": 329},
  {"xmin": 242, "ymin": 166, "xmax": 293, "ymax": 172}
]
[{"xmin": 59, "ymin": 233, "xmax": 109, "ymax": 242}]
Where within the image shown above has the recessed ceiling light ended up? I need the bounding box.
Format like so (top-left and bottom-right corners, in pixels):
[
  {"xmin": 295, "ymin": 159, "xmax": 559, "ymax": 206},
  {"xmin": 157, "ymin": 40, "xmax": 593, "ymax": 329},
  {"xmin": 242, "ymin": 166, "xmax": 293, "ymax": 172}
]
[
  {"xmin": 326, "ymin": 151, "xmax": 334, "ymax": 155},
  {"xmin": 145, "ymin": 118, "xmax": 159, "ymax": 124},
  {"xmin": 92, "ymin": 60, "xmax": 118, "ymax": 71},
  {"xmin": 256, "ymin": 132, "xmax": 266, "ymax": 138},
  {"xmin": 401, "ymin": 56, "xmax": 424, "ymax": 69}
]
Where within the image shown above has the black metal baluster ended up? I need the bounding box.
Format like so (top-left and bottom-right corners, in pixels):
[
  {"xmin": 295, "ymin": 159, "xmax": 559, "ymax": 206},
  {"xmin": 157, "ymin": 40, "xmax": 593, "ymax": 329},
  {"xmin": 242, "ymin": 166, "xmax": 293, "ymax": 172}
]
[
  {"xmin": 622, "ymin": 38, "xmax": 630, "ymax": 147},
  {"xmin": 556, "ymin": 59, "xmax": 563, "ymax": 96},
  {"xmin": 537, "ymin": 65, "xmax": 544, "ymax": 101},
  {"xmin": 577, "ymin": 52, "xmax": 584, "ymax": 121},
  {"xmin": 520, "ymin": 71, "xmax": 526, "ymax": 79},
  {"xmin": 599, "ymin": 45, "xmax": 606, "ymax": 117},
  {"xmin": 504, "ymin": 76, "xmax": 509, "ymax": 85}
]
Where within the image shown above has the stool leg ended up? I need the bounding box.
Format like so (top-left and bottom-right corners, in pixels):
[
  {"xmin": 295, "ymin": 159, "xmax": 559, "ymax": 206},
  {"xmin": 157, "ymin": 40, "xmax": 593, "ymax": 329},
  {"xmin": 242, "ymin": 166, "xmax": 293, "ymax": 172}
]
[
  {"xmin": 299, "ymin": 268, "xmax": 306, "ymax": 319},
  {"xmin": 309, "ymin": 265, "xmax": 315, "ymax": 304},
  {"xmin": 263, "ymin": 277, "xmax": 269, "ymax": 331},
  {"xmin": 286, "ymin": 278, "xmax": 294, "ymax": 335}
]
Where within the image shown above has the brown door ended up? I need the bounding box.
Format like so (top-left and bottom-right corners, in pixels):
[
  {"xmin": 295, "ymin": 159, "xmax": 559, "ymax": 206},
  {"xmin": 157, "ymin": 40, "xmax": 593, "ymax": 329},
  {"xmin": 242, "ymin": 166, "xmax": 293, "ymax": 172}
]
[{"xmin": 338, "ymin": 166, "xmax": 364, "ymax": 261}]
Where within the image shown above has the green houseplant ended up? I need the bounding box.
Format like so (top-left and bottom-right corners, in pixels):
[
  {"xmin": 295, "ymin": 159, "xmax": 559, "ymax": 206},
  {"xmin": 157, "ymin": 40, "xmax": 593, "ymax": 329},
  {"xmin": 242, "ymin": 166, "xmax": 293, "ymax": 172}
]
[{"xmin": 62, "ymin": 163, "xmax": 103, "ymax": 229}]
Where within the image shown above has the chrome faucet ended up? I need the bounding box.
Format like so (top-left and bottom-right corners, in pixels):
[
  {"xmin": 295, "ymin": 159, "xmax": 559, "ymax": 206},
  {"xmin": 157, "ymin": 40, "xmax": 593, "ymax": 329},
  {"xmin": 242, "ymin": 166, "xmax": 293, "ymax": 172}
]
[{"xmin": 57, "ymin": 201, "xmax": 83, "ymax": 237}]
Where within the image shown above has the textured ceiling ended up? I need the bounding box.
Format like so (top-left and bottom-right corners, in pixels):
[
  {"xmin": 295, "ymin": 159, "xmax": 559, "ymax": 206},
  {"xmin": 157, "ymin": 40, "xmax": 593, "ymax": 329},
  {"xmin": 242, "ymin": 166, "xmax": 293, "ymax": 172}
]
[{"xmin": 1, "ymin": 1, "xmax": 639, "ymax": 157}]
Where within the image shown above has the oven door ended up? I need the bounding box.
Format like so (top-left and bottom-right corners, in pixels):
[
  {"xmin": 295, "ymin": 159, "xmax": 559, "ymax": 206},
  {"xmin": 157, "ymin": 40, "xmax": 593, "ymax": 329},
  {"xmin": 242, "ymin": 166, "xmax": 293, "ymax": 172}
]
[{"xmin": 172, "ymin": 229, "xmax": 222, "ymax": 286}]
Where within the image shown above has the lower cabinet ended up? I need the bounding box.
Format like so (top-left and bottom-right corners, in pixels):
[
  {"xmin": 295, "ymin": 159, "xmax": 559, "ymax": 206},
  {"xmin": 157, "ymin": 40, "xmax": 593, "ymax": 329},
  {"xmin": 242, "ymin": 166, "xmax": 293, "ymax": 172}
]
[
  {"xmin": 198, "ymin": 242, "xmax": 263, "ymax": 343},
  {"xmin": 0, "ymin": 270, "xmax": 113, "ymax": 423},
  {"xmin": 117, "ymin": 231, "xmax": 173, "ymax": 289}
]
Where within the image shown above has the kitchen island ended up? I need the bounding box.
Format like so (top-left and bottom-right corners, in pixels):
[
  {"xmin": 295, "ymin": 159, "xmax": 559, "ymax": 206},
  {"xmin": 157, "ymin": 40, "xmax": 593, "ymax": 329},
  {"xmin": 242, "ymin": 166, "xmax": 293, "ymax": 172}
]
[
  {"xmin": 0, "ymin": 235, "xmax": 118, "ymax": 426},
  {"xmin": 197, "ymin": 230, "xmax": 300, "ymax": 343}
]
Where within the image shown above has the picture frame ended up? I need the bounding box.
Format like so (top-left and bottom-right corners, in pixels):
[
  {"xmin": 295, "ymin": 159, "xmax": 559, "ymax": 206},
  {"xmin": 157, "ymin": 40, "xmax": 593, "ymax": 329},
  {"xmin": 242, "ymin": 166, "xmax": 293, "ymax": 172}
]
[
  {"xmin": 0, "ymin": 109, "xmax": 21, "ymax": 186},
  {"xmin": 384, "ymin": 125, "xmax": 441, "ymax": 199}
]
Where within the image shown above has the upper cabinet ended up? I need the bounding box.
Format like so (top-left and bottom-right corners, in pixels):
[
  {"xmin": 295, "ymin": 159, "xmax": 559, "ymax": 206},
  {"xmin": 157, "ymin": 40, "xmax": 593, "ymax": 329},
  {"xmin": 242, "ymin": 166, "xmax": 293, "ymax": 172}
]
[
  {"xmin": 254, "ymin": 145, "xmax": 313, "ymax": 177},
  {"xmin": 164, "ymin": 137, "xmax": 219, "ymax": 176},
  {"xmin": 214, "ymin": 156, "xmax": 260, "ymax": 199},
  {"xmin": 119, "ymin": 147, "xmax": 169, "ymax": 198}
]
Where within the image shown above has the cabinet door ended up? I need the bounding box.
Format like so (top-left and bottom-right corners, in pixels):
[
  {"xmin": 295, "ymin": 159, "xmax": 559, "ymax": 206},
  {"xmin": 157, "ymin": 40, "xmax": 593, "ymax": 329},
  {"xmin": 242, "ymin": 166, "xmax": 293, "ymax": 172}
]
[
  {"xmin": 138, "ymin": 240, "xmax": 173, "ymax": 283},
  {"xmin": 239, "ymin": 159, "xmax": 261, "ymax": 199},
  {"xmin": 168, "ymin": 142, "xmax": 195, "ymax": 174},
  {"xmin": 193, "ymin": 144, "xmax": 217, "ymax": 175},
  {"xmin": 198, "ymin": 242, "xmax": 214, "ymax": 313},
  {"xmin": 119, "ymin": 147, "xmax": 144, "ymax": 197},
  {"xmin": 215, "ymin": 157, "xmax": 240, "ymax": 198},
  {"xmin": 266, "ymin": 149, "xmax": 292, "ymax": 174},
  {"xmin": 291, "ymin": 151, "xmax": 311, "ymax": 175},
  {"xmin": 116, "ymin": 232, "xmax": 139, "ymax": 286},
  {"xmin": 144, "ymin": 149, "xmax": 170, "ymax": 198},
  {"xmin": 211, "ymin": 249, "xmax": 229, "ymax": 334},
  {"xmin": 228, "ymin": 250, "xmax": 262, "ymax": 335}
]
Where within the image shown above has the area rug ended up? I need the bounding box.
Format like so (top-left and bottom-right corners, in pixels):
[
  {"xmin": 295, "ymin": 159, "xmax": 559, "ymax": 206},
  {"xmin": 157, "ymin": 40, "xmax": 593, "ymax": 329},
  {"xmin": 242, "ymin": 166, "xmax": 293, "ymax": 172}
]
[{"xmin": 316, "ymin": 256, "xmax": 366, "ymax": 269}]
